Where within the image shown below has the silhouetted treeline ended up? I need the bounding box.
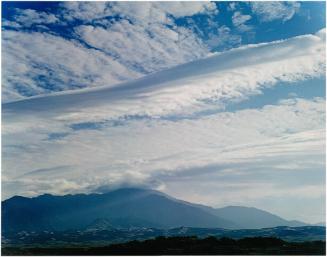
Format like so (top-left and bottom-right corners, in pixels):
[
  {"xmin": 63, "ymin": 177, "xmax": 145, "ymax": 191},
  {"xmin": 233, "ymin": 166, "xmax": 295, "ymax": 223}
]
[{"xmin": 2, "ymin": 236, "xmax": 326, "ymax": 255}]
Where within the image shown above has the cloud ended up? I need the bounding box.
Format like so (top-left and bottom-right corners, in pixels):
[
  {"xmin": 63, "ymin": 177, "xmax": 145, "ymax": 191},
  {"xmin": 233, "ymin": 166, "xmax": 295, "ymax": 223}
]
[
  {"xmin": 316, "ymin": 27, "xmax": 326, "ymax": 41},
  {"xmin": 2, "ymin": 30, "xmax": 141, "ymax": 103},
  {"xmin": 60, "ymin": 2, "xmax": 217, "ymax": 24},
  {"xmin": 2, "ymin": 24, "xmax": 209, "ymax": 102},
  {"xmin": 4, "ymin": 30, "xmax": 324, "ymax": 124},
  {"xmin": 207, "ymin": 25, "xmax": 242, "ymax": 49},
  {"xmin": 2, "ymin": 8, "xmax": 59, "ymax": 29},
  {"xmin": 232, "ymin": 11, "xmax": 252, "ymax": 32},
  {"xmin": 2, "ymin": 2, "xmax": 218, "ymax": 102},
  {"xmin": 59, "ymin": 2, "xmax": 109, "ymax": 22},
  {"xmin": 2, "ymin": 98, "xmax": 325, "ymax": 215},
  {"xmin": 68, "ymin": 2, "xmax": 216, "ymax": 79},
  {"xmin": 2, "ymin": 30, "xmax": 325, "ymax": 222},
  {"xmin": 13, "ymin": 8, "xmax": 59, "ymax": 27},
  {"xmin": 3, "ymin": 2, "xmax": 312, "ymax": 103},
  {"xmin": 2, "ymin": 20, "xmax": 22, "ymax": 29},
  {"xmin": 251, "ymin": 2, "xmax": 301, "ymax": 22},
  {"xmin": 74, "ymin": 21, "xmax": 209, "ymax": 74},
  {"xmin": 228, "ymin": 2, "xmax": 237, "ymax": 12}
]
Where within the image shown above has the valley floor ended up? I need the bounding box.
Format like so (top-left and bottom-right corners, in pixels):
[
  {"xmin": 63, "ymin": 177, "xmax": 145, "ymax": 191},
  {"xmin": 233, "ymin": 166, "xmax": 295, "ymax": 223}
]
[{"xmin": 2, "ymin": 236, "xmax": 326, "ymax": 256}]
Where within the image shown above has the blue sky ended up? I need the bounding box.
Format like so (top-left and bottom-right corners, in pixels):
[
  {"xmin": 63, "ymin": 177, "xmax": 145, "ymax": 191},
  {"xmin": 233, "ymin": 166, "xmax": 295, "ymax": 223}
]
[{"xmin": 2, "ymin": 1, "xmax": 326, "ymax": 223}]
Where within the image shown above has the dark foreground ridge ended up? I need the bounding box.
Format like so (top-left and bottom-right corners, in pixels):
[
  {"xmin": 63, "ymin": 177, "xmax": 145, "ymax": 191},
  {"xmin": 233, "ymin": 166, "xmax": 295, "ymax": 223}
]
[{"xmin": 3, "ymin": 236, "xmax": 325, "ymax": 256}]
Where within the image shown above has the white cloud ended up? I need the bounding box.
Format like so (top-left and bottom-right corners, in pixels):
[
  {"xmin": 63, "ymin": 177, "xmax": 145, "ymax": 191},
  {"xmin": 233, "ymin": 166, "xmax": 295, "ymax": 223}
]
[
  {"xmin": 228, "ymin": 2, "xmax": 237, "ymax": 11},
  {"xmin": 232, "ymin": 11, "xmax": 252, "ymax": 32},
  {"xmin": 60, "ymin": 1, "xmax": 217, "ymax": 24},
  {"xmin": 207, "ymin": 25, "xmax": 242, "ymax": 48},
  {"xmin": 8, "ymin": 8, "xmax": 59, "ymax": 27},
  {"xmin": 4, "ymin": 30, "xmax": 324, "ymax": 124},
  {"xmin": 153, "ymin": 2, "xmax": 218, "ymax": 18},
  {"xmin": 74, "ymin": 21, "xmax": 209, "ymax": 74},
  {"xmin": 232, "ymin": 11, "xmax": 251, "ymax": 27},
  {"xmin": 2, "ymin": 30, "xmax": 141, "ymax": 103},
  {"xmin": 60, "ymin": 1, "xmax": 109, "ymax": 22},
  {"xmin": 2, "ymin": 24, "xmax": 209, "ymax": 102},
  {"xmin": 2, "ymin": 20, "xmax": 22, "ymax": 29},
  {"xmin": 251, "ymin": 2, "xmax": 301, "ymax": 22},
  {"xmin": 68, "ymin": 2, "xmax": 216, "ymax": 83},
  {"xmin": 316, "ymin": 28, "xmax": 326, "ymax": 41},
  {"xmin": 3, "ymin": 2, "xmax": 217, "ymax": 102}
]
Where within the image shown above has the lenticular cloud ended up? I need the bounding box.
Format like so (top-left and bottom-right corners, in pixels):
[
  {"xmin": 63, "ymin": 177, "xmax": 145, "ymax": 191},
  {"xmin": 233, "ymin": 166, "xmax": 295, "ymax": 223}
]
[{"xmin": 4, "ymin": 29, "xmax": 326, "ymax": 125}]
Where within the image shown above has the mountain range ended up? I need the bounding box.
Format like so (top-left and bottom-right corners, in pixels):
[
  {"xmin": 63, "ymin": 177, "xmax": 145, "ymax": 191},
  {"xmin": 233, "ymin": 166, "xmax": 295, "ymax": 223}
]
[{"xmin": 2, "ymin": 188, "xmax": 313, "ymax": 235}]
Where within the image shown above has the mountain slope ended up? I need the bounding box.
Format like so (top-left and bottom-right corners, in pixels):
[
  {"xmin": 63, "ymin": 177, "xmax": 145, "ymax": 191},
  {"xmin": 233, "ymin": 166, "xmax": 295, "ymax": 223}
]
[
  {"xmin": 211, "ymin": 206, "xmax": 307, "ymax": 229},
  {"xmin": 169, "ymin": 199, "xmax": 308, "ymax": 229},
  {"xmin": 2, "ymin": 188, "xmax": 238, "ymax": 234}
]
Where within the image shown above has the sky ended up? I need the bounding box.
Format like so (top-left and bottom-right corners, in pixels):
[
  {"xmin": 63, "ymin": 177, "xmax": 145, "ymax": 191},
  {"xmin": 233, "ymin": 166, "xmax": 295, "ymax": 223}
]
[{"xmin": 1, "ymin": 1, "xmax": 326, "ymax": 223}]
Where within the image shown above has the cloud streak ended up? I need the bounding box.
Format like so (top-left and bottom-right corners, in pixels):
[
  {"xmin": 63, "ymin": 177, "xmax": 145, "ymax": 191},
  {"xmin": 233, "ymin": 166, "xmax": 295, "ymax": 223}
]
[
  {"xmin": 2, "ymin": 97, "xmax": 325, "ymax": 222},
  {"xmin": 4, "ymin": 29, "xmax": 325, "ymax": 123}
]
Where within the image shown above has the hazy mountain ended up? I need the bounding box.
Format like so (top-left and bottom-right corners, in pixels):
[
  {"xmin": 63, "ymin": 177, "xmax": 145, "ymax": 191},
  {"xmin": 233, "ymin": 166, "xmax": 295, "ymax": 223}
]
[
  {"xmin": 210, "ymin": 206, "xmax": 307, "ymax": 229},
  {"xmin": 2, "ymin": 188, "xmax": 237, "ymax": 234},
  {"xmin": 170, "ymin": 200, "xmax": 308, "ymax": 229},
  {"xmin": 314, "ymin": 222, "xmax": 326, "ymax": 226},
  {"xmin": 2, "ymin": 188, "xmax": 309, "ymax": 235}
]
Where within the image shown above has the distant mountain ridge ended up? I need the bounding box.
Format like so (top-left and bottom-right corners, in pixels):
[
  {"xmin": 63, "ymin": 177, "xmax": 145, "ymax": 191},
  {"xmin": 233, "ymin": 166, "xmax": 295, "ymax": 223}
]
[
  {"xmin": 209, "ymin": 206, "xmax": 307, "ymax": 229},
  {"xmin": 2, "ymin": 188, "xmax": 313, "ymax": 235}
]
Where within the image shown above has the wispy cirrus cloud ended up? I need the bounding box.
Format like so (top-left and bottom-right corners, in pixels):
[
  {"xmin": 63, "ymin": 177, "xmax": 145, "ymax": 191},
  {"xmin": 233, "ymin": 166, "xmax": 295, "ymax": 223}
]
[{"xmin": 2, "ymin": 97, "xmax": 325, "ymax": 222}]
